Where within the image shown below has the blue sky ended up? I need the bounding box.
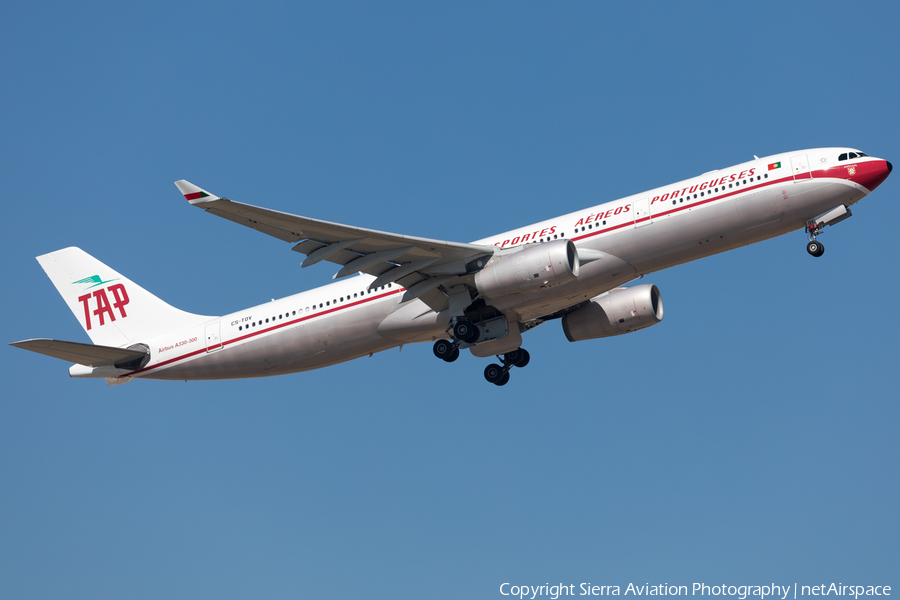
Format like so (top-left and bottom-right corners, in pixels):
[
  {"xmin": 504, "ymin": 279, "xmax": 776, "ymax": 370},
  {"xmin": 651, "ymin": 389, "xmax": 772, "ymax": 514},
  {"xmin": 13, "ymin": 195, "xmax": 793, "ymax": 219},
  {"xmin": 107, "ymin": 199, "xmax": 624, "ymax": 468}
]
[{"xmin": 1, "ymin": 1, "xmax": 898, "ymax": 598}]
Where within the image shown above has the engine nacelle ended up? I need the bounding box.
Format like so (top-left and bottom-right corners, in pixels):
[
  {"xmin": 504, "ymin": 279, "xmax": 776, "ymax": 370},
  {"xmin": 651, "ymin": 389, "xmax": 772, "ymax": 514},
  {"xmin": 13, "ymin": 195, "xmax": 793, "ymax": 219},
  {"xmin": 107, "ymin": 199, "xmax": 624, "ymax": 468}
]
[
  {"xmin": 475, "ymin": 239, "xmax": 580, "ymax": 298},
  {"xmin": 562, "ymin": 284, "xmax": 663, "ymax": 342}
]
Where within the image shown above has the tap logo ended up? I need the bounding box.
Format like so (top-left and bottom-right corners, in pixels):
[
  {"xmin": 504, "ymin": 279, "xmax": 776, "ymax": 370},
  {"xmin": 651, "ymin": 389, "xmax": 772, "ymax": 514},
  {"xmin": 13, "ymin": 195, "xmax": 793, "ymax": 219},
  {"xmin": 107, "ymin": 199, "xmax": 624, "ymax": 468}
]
[
  {"xmin": 73, "ymin": 275, "xmax": 119, "ymax": 290},
  {"xmin": 72, "ymin": 276, "xmax": 130, "ymax": 330},
  {"xmin": 847, "ymin": 166, "xmax": 857, "ymax": 176}
]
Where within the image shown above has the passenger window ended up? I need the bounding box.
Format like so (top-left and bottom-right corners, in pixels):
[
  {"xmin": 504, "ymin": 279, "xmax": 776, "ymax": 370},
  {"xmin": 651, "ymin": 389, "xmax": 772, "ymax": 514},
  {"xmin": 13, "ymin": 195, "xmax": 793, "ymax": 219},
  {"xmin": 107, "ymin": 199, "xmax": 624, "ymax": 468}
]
[
  {"xmin": 602, "ymin": 220, "xmax": 606, "ymax": 225},
  {"xmin": 764, "ymin": 174, "xmax": 768, "ymax": 178}
]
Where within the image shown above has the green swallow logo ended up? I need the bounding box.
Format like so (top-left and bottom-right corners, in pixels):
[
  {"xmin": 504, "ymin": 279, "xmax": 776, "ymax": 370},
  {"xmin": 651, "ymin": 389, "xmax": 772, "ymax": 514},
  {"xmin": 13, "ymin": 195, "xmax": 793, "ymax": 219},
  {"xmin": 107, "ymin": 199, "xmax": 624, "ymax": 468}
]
[{"xmin": 72, "ymin": 275, "xmax": 119, "ymax": 289}]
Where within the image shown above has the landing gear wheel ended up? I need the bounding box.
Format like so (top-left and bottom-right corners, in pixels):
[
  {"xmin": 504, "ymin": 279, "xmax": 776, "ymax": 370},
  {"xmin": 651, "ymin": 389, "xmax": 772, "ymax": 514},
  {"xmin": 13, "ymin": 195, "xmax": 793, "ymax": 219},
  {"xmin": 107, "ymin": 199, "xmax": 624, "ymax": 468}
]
[
  {"xmin": 433, "ymin": 339, "xmax": 455, "ymax": 360},
  {"xmin": 504, "ymin": 348, "xmax": 530, "ymax": 368},
  {"xmin": 484, "ymin": 363, "xmax": 507, "ymax": 385},
  {"xmin": 806, "ymin": 240, "xmax": 825, "ymax": 257},
  {"xmin": 444, "ymin": 347, "xmax": 460, "ymax": 363},
  {"xmin": 454, "ymin": 319, "xmax": 480, "ymax": 343},
  {"xmin": 497, "ymin": 371, "xmax": 510, "ymax": 386}
]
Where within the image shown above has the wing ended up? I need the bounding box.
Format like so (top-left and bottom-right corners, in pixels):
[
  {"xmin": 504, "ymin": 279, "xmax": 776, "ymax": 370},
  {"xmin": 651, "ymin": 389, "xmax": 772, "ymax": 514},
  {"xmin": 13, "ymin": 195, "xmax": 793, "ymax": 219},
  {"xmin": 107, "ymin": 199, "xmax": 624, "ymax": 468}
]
[{"xmin": 175, "ymin": 181, "xmax": 495, "ymax": 310}]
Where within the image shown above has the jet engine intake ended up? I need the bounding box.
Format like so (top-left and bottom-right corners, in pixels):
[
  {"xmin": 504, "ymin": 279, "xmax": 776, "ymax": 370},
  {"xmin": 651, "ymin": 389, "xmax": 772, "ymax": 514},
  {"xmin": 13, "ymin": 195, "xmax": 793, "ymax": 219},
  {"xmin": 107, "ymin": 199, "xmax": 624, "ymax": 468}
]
[
  {"xmin": 475, "ymin": 239, "xmax": 579, "ymax": 298},
  {"xmin": 562, "ymin": 284, "xmax": 663, "ymax": 342}
]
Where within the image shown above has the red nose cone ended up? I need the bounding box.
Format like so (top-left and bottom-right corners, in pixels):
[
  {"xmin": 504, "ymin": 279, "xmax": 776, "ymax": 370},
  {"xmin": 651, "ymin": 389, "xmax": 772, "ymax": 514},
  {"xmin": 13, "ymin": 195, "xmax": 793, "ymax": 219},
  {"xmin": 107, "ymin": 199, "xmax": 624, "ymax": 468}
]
[{"xmin": 849, "ymin": 159, "xmax": 891, "ymax": 192}]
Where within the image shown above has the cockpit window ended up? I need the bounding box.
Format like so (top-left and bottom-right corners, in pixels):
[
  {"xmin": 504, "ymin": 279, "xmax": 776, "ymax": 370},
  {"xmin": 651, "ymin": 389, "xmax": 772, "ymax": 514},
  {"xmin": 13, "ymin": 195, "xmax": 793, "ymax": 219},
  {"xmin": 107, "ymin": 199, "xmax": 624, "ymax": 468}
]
[{"xmin": 840, "ymin": 151, "xmax": 869, "ymax": 161}]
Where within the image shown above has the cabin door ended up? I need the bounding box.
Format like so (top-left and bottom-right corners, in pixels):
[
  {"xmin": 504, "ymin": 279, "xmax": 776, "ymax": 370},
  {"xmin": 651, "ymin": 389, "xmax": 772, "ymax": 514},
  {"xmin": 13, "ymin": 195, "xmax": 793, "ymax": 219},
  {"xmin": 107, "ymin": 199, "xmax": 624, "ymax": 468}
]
[
  {"xmin": 205, "ymin": 322, "xmax": 223, "ymax": 352},
  {"xmin": 633, "ymin": 197, "xmax": 652, "ymax": 227},
  {"xmin": 791, "ymin": 154, "xmax": 812, "ymax": 181}
]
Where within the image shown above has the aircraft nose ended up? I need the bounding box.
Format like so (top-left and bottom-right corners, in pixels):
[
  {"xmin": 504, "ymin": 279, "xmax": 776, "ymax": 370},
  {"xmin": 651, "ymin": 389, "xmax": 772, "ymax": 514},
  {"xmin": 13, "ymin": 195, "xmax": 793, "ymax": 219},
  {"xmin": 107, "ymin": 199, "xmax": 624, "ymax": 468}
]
[{"xmin": 847, "ymin": 159, "xmax": 892, "ymax": 192}]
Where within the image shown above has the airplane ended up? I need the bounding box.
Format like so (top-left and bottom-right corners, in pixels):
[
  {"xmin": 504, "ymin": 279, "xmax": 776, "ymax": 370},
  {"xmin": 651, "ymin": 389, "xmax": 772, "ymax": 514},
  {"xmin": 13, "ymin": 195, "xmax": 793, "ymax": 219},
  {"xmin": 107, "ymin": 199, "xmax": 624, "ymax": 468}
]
[{"xmin": 11, "ymin": 148, "xmax": 892, "ymax": 386}]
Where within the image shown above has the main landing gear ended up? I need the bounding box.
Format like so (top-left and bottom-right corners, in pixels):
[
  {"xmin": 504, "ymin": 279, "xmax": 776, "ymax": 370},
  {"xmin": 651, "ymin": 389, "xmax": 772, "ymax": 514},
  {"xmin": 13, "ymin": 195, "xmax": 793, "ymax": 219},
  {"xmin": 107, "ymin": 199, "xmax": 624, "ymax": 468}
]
[
  {"xmin": 432, "ymin": 318, "xmax": 531, "ymax": 386},
  {"xmin": 432, "ymin": 317, "xmax": 480, "ymax": 363},
  {"xmin": 805, "ymin": 222, "xmax": 825, "ymax": 257},
  {"xmin": 483, "ymin": 349, "xmax": 530, "ymax": 387},
  {"xmin": 432, "ymin": 338, "xmax": 460, "ymax": 363}
]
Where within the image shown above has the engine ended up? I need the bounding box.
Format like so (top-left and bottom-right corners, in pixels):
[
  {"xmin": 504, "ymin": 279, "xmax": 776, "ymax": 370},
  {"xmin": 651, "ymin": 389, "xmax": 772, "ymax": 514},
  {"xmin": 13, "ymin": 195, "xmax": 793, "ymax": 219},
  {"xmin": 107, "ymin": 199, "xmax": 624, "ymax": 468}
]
[
  {"xmin": 561, "ymin": 284, "xmax": 663, "ymax": 342},
  {"xmin": 474, "ymin": 239, "xmax": 580, "ymax": 298}
]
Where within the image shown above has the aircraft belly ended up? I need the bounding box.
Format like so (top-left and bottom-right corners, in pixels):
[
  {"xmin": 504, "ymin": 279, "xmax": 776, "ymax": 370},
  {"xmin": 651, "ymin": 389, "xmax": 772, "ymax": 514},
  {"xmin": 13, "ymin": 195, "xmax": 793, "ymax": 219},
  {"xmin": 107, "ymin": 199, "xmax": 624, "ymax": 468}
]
[
  {"xmin": 774, "ymin": 179, "xmax": 862, "ymax": 222},
  {"xmin": 377, "ymin": 298, "xmax": 450, "ymax": 343}
]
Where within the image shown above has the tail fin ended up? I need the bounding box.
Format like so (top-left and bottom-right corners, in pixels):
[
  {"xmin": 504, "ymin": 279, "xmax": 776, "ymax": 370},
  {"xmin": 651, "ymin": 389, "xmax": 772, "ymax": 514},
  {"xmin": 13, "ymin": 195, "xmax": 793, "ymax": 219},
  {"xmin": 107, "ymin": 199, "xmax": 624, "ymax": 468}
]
[{"xmin": 37, "ymin": 247, "xmax": 213, "ymax": 347}]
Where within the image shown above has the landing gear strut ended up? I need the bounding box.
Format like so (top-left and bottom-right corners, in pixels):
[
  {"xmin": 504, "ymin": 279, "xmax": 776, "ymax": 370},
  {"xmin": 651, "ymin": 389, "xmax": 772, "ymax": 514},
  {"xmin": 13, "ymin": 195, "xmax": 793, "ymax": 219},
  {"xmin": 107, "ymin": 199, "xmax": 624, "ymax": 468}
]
[
  {"xmin": 483, "ymin": 348, "xmax": 531, "ymax": 386},
  {"xmin": 806, "ymin": 222, "xmax": 825, "ymax": 257}
]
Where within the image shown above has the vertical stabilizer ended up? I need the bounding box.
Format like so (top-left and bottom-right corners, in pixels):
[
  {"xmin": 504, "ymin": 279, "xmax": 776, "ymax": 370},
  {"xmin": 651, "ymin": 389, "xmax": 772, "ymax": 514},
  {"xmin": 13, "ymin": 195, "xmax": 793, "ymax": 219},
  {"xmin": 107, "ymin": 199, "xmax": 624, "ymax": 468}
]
[{"xmin": 37, "ymin": 247, "xmax": 214, "ymax": 347}]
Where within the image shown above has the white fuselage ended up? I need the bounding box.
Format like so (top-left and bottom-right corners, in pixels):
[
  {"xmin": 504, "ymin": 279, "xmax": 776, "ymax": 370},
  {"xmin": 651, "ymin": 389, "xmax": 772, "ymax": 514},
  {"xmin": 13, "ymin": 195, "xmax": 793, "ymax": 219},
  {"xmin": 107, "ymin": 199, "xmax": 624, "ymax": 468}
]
[{"xmin": 89, "ymin": 148, "xmax": 888, "ymax": 381}]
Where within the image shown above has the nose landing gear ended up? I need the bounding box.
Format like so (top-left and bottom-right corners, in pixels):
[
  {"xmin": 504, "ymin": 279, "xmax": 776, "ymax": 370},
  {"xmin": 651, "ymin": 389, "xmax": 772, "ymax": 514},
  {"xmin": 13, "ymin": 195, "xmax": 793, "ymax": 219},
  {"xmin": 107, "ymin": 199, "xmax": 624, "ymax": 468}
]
[{"xmin": 805, "ymin": 222, "xmax": 825, "ymax": 257}]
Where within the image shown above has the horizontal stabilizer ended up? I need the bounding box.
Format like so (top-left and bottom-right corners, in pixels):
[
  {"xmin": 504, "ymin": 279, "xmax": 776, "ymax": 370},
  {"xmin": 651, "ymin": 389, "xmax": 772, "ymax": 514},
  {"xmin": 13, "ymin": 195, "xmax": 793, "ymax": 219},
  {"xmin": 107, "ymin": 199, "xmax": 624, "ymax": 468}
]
[{"xmin": 10, "ymin": 338, "xmax": 149, "ymax": 368}]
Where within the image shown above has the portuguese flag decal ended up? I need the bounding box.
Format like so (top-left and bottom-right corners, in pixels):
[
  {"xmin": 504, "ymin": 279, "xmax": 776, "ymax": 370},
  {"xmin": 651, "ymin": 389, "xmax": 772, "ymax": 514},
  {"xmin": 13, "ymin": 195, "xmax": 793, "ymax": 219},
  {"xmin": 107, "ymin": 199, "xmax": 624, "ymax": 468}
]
[
  {"xmin": 184, "ymin": 191, "xmax": 210, "ymax": 201},
  {"xmin": 767, "ymin": 161, "xmax": 782, "ymax": 171}
]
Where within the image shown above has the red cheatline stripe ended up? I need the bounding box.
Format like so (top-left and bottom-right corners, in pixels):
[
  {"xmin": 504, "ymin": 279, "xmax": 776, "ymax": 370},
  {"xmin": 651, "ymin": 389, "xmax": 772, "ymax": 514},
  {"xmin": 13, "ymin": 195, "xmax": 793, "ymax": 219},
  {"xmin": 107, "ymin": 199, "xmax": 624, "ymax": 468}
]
[
  {"xmin": 125, "ymin": 287, "xmax": 404, "ymax": 377},
  {"xmin": 184, "ymin": 191, "xmax": 209, "ymax": 201}
]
